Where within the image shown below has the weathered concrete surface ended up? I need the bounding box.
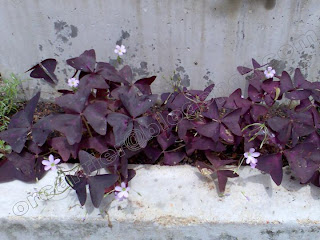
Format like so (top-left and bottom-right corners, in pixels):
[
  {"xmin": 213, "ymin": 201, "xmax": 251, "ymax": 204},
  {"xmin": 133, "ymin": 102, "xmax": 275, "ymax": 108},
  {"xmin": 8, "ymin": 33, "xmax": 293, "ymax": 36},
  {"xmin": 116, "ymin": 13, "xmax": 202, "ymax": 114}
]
[
  {"xmin": 1, "ymin": 0, "xmax": 320, "ymax": 101},
  {"xmin": 0, "ymin": 164, "xmax": 319, "ymax": 239}
]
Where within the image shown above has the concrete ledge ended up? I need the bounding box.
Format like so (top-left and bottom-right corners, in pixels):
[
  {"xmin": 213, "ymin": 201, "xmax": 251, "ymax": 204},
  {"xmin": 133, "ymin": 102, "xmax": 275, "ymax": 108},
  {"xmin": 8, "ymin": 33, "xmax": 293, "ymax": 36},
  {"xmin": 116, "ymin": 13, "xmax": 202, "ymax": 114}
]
[{"xmin": 0, "ymin": 164, "xmax": 320, "ymax": 240}]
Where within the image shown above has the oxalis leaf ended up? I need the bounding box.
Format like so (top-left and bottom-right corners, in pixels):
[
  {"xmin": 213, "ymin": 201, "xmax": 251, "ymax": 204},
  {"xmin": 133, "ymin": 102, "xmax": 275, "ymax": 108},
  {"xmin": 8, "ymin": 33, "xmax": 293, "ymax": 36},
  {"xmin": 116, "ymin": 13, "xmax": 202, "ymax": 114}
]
[
  {"xmin": 65, "ymin": 151, "xmax": 119, "ymax": 208},
  {"xmin": 196, "ymin": 152, "xmax": 238, "ymax": 193},
  {"xmin": 27, "ymin": 59, "xmax": 58, "ymax": 84},
  {"xmin": 284, "ymin": 143, "xmax": 320, "ymax": 184},
  {"xmin": 0, "ymin": 92, "xmax": 45, "ymax": 152},
  {"xmin": 256, "ymin": 153, "xmax": 283, "ymax": 186}
]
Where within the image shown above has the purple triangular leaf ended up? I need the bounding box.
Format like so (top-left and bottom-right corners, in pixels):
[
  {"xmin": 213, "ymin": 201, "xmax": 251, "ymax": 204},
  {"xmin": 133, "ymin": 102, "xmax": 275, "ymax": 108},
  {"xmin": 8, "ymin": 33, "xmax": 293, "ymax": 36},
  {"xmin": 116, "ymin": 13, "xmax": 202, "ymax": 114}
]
[
  {"xmin": 95, "ymin": 62, "xmax": 125, "ymax": 83},
  {"xmin": 144, "ymin": 146, "xmax": 163, "ymax": 163},
  {"xmin": 237, "ymin": 66, "xmax": 252, "ymax": 75},
  {"xmin": 285, "ymin": 89, "xmax": 311, "ymax": 100},
  {"xmin": 205, "ymin": 151, "xmax": 237, "ymax": 169},
  {"xmin": 256, "ymin": 153, "xmax": 283, "ymax": 185},
  {"xmin": 88, "ymin": 174, "xmax": 118, "ymax": 208},
  {"xmin": 5, "ymin": 151, "xmax": 43, "ymax": 182},
  {"xmin": 119, "ymin": 92, "xmax": 157, "ymax": 118},
  {"xmin": 222, "ymin": 108, "xmax": 242, "ymax": 136},
  {"xmin": 0, "ymin": 128, "xmax": 29, "ymax": 153},
  {"xmin": 267, "ymin": 117, "xmax": 290, "ymax": 132},
  {"xmin": 219, "ymin": 124, "xmax": 235, "ymax": 143},
  {"xmin": 83, "ymin": 101, "xmax": 108, "ymax": 135},
  {"xmin": 55, "ymin": 90, "xmax": 89, "ymax": 114},
  {"xmin": 217, "ymin": 170, "xmax": 239, "ymax": 193},
  {"xmin": 196, "ymin": 121, "xmax": 220, "ymax": 142},
  {"xmin": 250, "ymin": 104, "xmax": 268, "ymax": 121},
  {"xmin": 135, "ymin": 76, "xmax": 156, "ymax": 95},
  {"xmin": 157, "ymin": 131, "xmax": 177, "ymax": 151},
  {"xmin": 27, "ymin": 59, "xmax": 58, "ymax": 84},
  {"xmin": 119, "ymin": 65, "xmax": 134, "ymax": 84},
  {"xmin": 32, "ymin": 114, "xmax": 54, "ymax": 146},
  {"xmin": 79, "ymin": 73, "xmax": 109, "ymax": 90},
  {"xmin": 163, "ymin": 151, "xmax": 186, "ymax": 165},
  {"xmin": 248, "ymin": 84, "xmax": 263, "ymax": 103},
  {"xmin": 24, "ymin": 92, "xmax": 41, "ymax": 123},
  {"xmin": 51, "ymin": 114, "xmax": 83, "ymax": 145},
  {"xmin": 65, "ymin": 175, "xmax": 87, "ymax": 206},
  {"xmin": 252, "ymin": 58, "xmax": 261, "ymax": 69},
  {"xmin": 186, "ymin": 136, "xmax": 225, "ymax": 155},
  {"xmin": 80, "ymin": 136, "xmax": 109, "ymax": 154},
  {"xmin": 280, "ymin": 71, "xmax": 294, "ymax": 93},
  {"xmin": 50, "ymin": 137, "xmax": 79, "ymax": 162},
  {"xmin": 202, "ymin": 100, "xmax": 219, "ymax": 120},
  {"xmin": 79, "ymin": 150, "xmax": 104, "ymax": 175},
  {"xmin": 107, "ymin": 113, "xmax": 133, "ymax": 146},
  {"xmin": 66, "ymin": 49, "xmax": 96, "ymax": 72},
  {"xmin": 284, "ymin": 144, "xmax": 320, "ymax": 183}
]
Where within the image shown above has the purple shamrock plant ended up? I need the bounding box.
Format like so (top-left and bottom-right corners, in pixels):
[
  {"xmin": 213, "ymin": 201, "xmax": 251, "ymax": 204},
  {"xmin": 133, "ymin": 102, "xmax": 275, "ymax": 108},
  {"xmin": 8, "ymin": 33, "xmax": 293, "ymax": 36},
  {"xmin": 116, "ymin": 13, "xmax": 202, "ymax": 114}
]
[{"xmin": 0, "ymin": 50, "xmax": 319, "ymax": 209}]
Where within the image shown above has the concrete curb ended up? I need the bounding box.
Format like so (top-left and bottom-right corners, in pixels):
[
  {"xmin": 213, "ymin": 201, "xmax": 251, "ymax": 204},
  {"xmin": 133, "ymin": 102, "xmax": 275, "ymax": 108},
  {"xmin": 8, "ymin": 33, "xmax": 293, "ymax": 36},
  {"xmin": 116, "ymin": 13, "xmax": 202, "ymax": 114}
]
[{"xmin": 0, "ymin": 164, "xmax": 319, "ymax": 239}]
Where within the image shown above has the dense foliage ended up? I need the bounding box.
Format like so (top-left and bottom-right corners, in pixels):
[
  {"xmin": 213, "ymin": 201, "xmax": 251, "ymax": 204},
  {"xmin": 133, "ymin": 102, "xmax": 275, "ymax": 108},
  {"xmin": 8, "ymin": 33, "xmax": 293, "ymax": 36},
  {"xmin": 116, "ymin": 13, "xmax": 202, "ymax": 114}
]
[{"xmin": 0, "ymin": 50, "xmax": 319, "ymax": 207}]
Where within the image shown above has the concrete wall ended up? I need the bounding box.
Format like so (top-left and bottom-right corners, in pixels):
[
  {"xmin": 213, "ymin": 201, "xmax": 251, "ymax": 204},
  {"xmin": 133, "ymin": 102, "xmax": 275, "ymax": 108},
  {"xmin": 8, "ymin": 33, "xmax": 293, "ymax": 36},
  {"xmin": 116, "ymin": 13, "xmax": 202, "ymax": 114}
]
[{"xmin": 0, "ymin": 0, "xmax": 320, "ymax": 100}]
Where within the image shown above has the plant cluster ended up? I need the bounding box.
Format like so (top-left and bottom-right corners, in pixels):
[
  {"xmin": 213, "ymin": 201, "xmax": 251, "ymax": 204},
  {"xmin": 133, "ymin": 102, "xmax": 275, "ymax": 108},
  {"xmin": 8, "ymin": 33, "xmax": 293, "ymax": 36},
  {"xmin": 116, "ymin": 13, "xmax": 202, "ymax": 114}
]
[
  {"xmin": 0, "ymin": 74, "xmax": 21, "ymax": 131},
  {"xmin": 0, "ymin": 50, "xmax": 319, "ymax": 208}
]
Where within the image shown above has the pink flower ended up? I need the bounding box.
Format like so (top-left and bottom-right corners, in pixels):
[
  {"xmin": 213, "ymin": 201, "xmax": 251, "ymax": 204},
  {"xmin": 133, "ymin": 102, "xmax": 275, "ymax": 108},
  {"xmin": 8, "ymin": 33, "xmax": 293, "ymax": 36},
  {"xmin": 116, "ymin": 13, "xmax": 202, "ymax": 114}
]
[
  {"xmin": 264, "ymin": 67, "xmax": 276, "ymax": 78},
  {"xmin": 114, "ymin": 45, "xmax": 126, "ymax": 56},
  {"xmin": 114, "ymin": 182, "xmax": 130, "ymax": 201},
  {"xmin": 67, "ymin": 78, "xmax": 79, "ymax": 88},
  {"xmin": 244, "ymin": 148, "xmax": 260, "ymax": 168},
  {"xmin": 42, "ymin": 154, "xmax": 60, "ymax": 171}
]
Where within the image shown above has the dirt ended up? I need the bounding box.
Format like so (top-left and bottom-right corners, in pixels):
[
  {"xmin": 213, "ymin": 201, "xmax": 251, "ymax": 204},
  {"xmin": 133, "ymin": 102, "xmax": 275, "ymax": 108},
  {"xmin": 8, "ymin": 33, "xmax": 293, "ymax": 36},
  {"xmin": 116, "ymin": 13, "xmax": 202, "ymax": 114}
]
[{"xmin": 33, "ymin": 102, "xmax": 64, "ymax": 121}]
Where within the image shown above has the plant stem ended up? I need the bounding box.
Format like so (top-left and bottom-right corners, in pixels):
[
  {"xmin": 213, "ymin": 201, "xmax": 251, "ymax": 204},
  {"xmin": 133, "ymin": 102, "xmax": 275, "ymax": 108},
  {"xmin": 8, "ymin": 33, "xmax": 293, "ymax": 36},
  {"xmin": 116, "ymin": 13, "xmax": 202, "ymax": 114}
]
[
  {"xmin": 82, "ymin": 115, "xmax": 93, "ymax": 137},
  {"xmin": 166, "ymin": 144, "xmax": 186, "ymax": 152}
]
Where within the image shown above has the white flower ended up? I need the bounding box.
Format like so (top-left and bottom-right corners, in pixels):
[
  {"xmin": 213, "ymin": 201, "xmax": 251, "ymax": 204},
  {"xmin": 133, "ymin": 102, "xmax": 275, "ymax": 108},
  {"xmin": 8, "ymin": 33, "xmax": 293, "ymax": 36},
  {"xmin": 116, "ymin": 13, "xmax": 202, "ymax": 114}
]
[
  {"xmin": 67, "ymin": 78, "xmax": 79, "ymax": 88},
  {"xmin": 264, "ymin": 67, "xmax": 276, "ymax": 79},
  {"xmin": 244, "ymin": 148, "xmax": 260, "ymax": 168},
  {"xmin": 42, "ymin": 154, "xmax": 60, "ymax": 171},
  {"xmin": 114, "ymin": 45, "xmax": 126, "ymax": 56},
  {"xmin": 114, "ymin": 182, "xmax": 130, "ymax": 201}
]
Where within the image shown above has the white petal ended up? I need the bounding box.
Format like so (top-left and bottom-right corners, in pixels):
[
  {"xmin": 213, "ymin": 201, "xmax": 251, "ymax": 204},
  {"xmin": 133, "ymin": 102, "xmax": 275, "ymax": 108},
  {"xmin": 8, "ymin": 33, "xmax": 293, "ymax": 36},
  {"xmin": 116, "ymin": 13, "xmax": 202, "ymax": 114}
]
[
  {"xmin": 249, "ymin": 148, "xmax": 255, "ymax": 153},
  {"xmin": 115, "ymin": 186, "xmax": 122, "ymax": 192},
  {"xmin": 118, "ymin": 52, "xmax": 123, "ymax": 56},
  {"xmin": 117, "ymin": 191, "xmax": 125, "ymax": 198},
  {"xmin": 123, "ymin": 191, "xmax": 129, "ymax": 198},
  {"xmin": 54, "ymin": 159, "xmax": 61, "ymax": 164},
  {"xmin": 44, "ymin": 165, "xmax": 51, "ymax": 171},
  {"xmin": 42, "ymin": 160, "xmax": 50, "ymax": 166},
  {"xmin": 251, "ymin": 157, "xmax": 258, "ymax": 164},
  {"xmin": 251, "ymin": 152, "xmax": 260, "ymax": 158},
  {"xmin": 115, "ymin": 45, "xmax": 121, "ymax": 49},
  {"xmin": 114, "ymin": 49, "xmax": 119, "ymax": 54},
  {"xmin": 250, "ymin": 163, "xmax": 257, "ymax": 168},
  {"xmin": 115, "ymin": 194, "xmax": 124, "ymax": 201},
  {"xmin": 49, "ymin": 154, "xmax": 54, "ymax": 163},
  {"xmin": 247, "ymin": 156, "xmax": 256, "ymax": 163},
  {"xmin": 267, "ymin": 67, "xmax": 272, "ymax": 71},
  {"xmin": 51, "ymin": 166, "xmax": 57, "ymax": 171},
  {"xmin": 244, "ymin": 152, "xmax": 249, "ymax": 158},
  {"xmin": 121, "ymin": 182, "xmax": 126, "ymax": 188},
  {"xmin": 126, "ymin": 187, "xmax": 130, "ymax": 191},
  {"xmin": 246, "ymin": 158, "xmax": 250, "ymax": 164}
]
